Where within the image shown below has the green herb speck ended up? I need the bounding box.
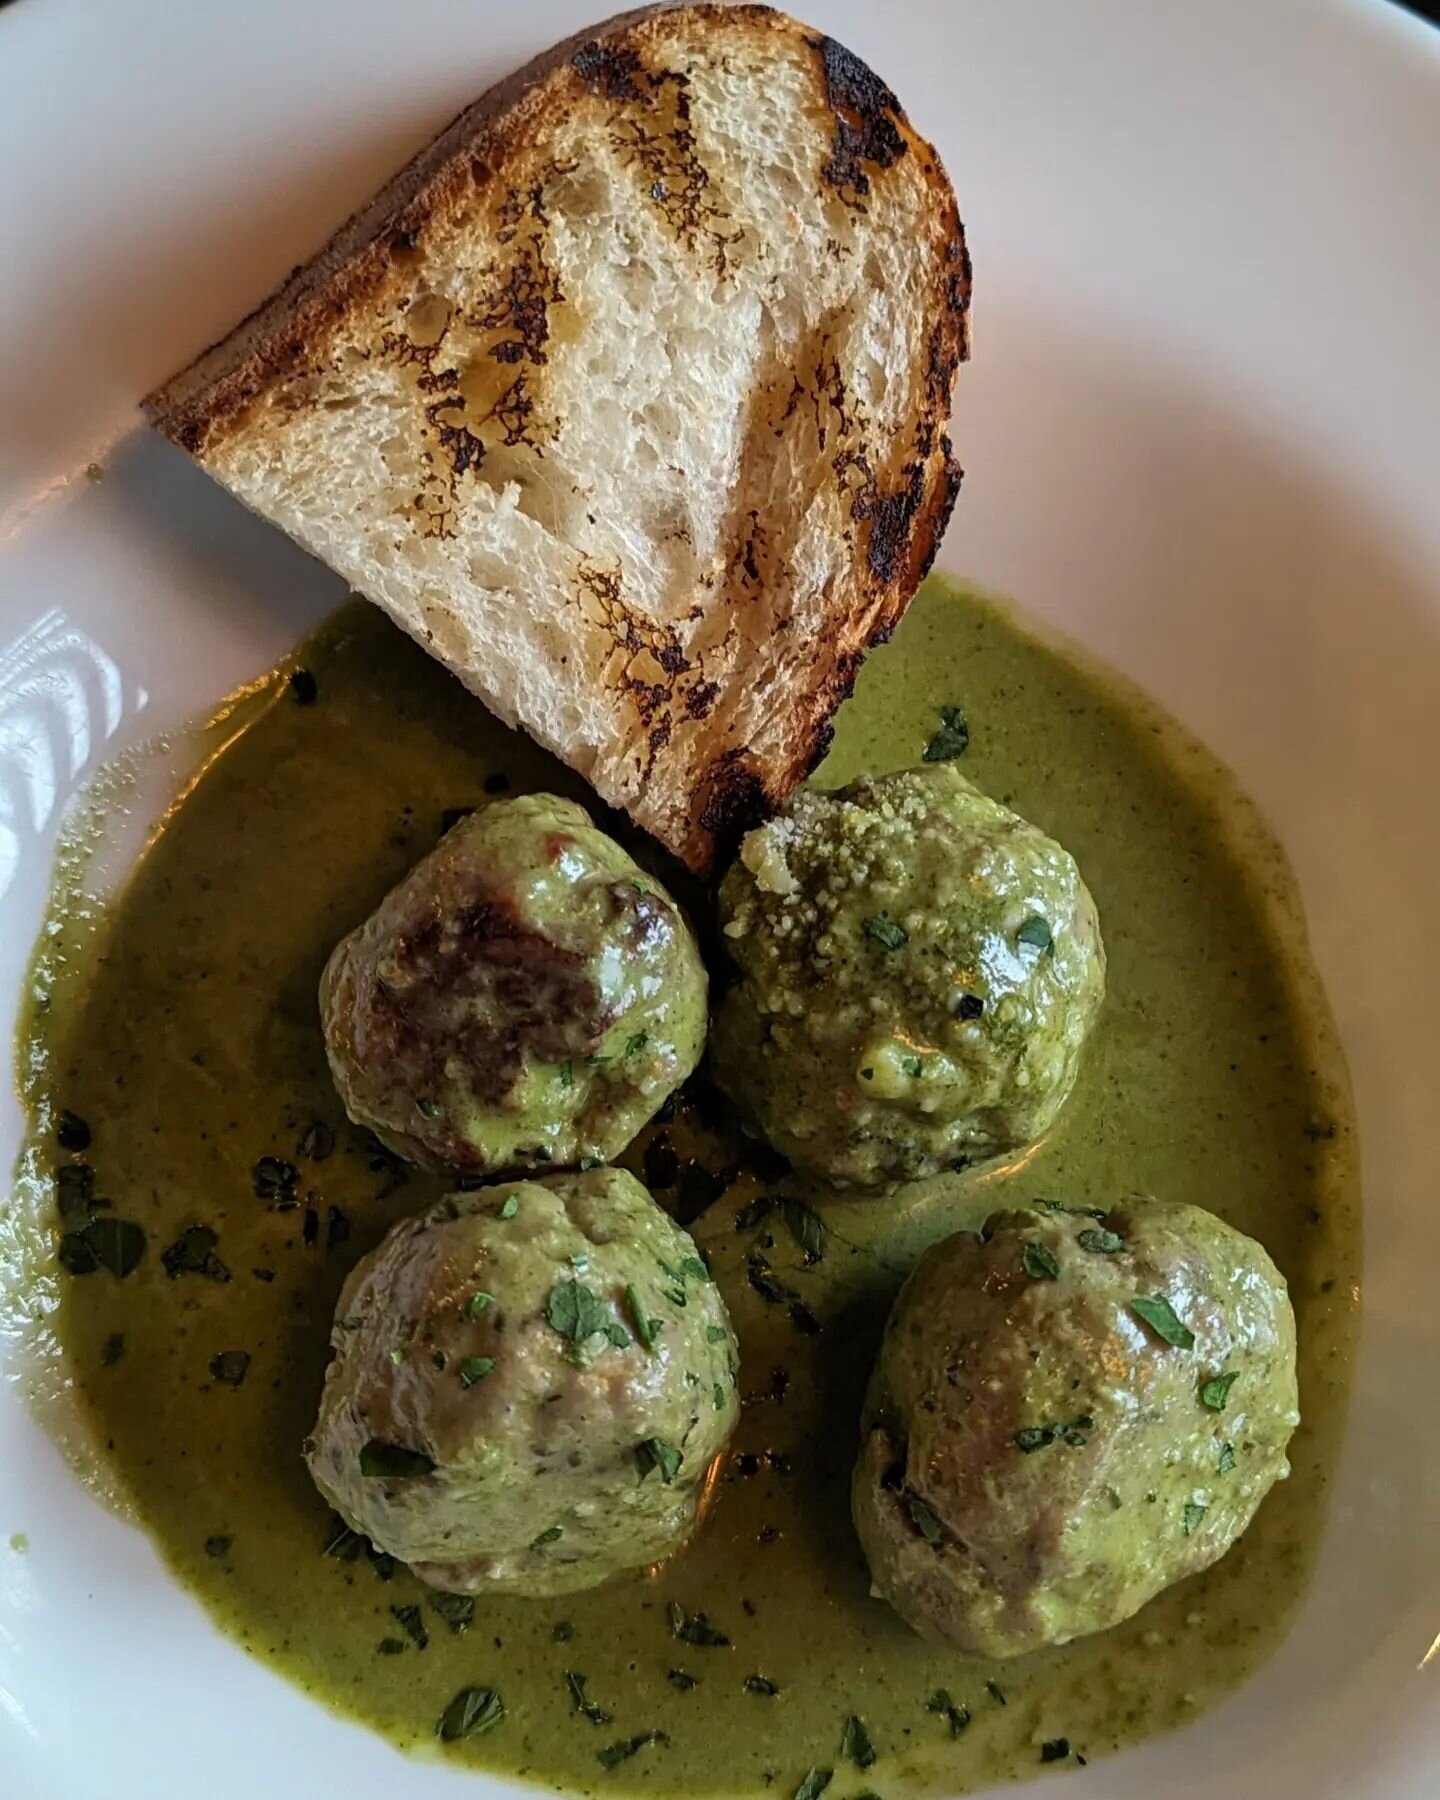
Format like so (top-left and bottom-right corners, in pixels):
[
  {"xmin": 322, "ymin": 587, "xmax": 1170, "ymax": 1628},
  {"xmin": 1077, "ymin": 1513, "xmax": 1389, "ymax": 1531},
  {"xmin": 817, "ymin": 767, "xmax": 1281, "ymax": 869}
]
[
  {"xmin": 922, "ymin": 704, "xmax": 969, "ymax": 763},
  {"xmin": 794, "ymin": 1771, "xmax": 833, "ymax": 1800},
  {"xmin": 597, "ymin": 1732, "xmax": 669, "ymax": 1769},
  {"xmin": 903, "ymin": 1490, "xmax": 944, "ymax": 1544},
  {"xmin": 391, "ymin": 1603, "xmax": 429, "ymax": 1649},
  {"xmin": 862, "ymin": 916, "xmax": 908, "ymax": 951},
  {"xmin": 625, "ymin": 1285, "xmax": 661, "ymax": 1351},
  {"xmin": 1200, "ymin": 1371, "xmax": 1239, "ymax": 1411},
  {"xmin": 546, "ymin": 1279, "xmax": 608, "ymax": 1347},
  {"xmin": 841, "ymin": 1714, "xmax": 877, "ymax": 1769},
  {"xmin": 566, "ymin": 1670, "xmax": 611, "ymax": 1726},
  {"xmin": 635, "ymin": 1438, "xmax": 683, "ymax": 1484},
  {"xmin": 1023, "ymin": 1241, "xmax": 1060, "ymax": 1281},
  {"xmin": 927, "ymin": 1689, "xmax": 970, "ymax": 1737},
  {"xmin": 437, "ymin": 1686, "xmax": 504, "ymax": 1742},
  {"xmin": 1130, "ymin": 1295, "xmax": 1195, "ymax": 1349},
  {"xmin": 780, "ymin": 1198, "xmax": 826, "ymax": 1262}
]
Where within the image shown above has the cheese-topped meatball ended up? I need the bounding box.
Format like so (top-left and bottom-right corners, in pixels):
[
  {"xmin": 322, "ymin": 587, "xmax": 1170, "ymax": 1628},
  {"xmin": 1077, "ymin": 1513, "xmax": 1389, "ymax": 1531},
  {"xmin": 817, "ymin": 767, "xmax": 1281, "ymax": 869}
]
[{"xmin": 712, "ymin": 764, "xmax": 1104, "ymax": 1188}]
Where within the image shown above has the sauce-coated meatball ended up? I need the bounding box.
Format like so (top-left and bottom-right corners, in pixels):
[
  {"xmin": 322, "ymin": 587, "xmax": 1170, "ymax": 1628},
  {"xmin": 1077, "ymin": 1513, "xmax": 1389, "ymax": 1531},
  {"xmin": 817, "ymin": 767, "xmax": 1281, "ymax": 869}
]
[
  {"xmin": 852, "ymin": 1196, "xmax": 1299, "ymax": 1656},
  {"xmin": 321, "ymin": 793, "xmax": 706, "ymax": 1174},
  {"xmin": 307, "ymin": 1168, "xmax": 740, "ymax": 1595},
  {"xmin": 712, "ymin": 765, "xmax": 1105, "ymax": 1188}
]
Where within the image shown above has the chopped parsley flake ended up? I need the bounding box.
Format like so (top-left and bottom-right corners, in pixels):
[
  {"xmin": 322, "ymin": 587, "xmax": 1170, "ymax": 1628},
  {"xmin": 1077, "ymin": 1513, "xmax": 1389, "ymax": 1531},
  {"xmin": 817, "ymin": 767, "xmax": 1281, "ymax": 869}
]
[
  {"xmin": 437, "ymin": 1686, "xmax": 504, "ymax": 1742},
  {"xmin": 1022, "ymin": 1241, "xmax": 1061, "ymax": 1280},
  {"xmin": 56, "ymin": 1110, "xmax": 91, "ymax": 1151},
  {"xmin": 927, "ymin": 1689, "xmax": 970, "ymax": 1736},
  {"xmin": 566, "ymin": 1670, "xmax": 611, "ymax": 1726},
  {"xmin": 862, "ymin": 916, "xmax": 908, "ymax": 951},
  {"xmin": 429, "ymin": 1592, "xmax": 474, "ymax": 1634},
  {"xmin": 1014, "ymin": 1414, "xmax": 1094, "ymax": 1453},
  {"xmin": 794, "ymin": 1771, "xmax": 833, "ymax": 1800},
  {"xmin": 208, "ymin": 1350, "xmax": 250, "ymax": 1387},
  {"xmin": 634, "ymin": 1438, "xmax": 683, "ymax": 1484},
  {"xmin": 747, "ymin": 1253, "xmax": 797, "ymax": 1307},
  {"xmin": 780, "ymin": 1198, "xmax": 826, "ymax": 1262},
  {"xmin": 625, "ymin": 1285, "xmax": 661, "ymax": 1351},
  {"xmin": 1130, "ymin": 1295, "xmax": 1196, "ymax": 1349},
  {"xmin": 922, "ymin": 704, "xmax": 970, "ymax": 762},
  {"xmin": 546, "ymin": 1279, "xmax": 608, "ymax": 1347},
  {"xmin": 391, "ymin": 1603, "xmax": 428, "ymax": 1649},
  {"xmin": 597, "ymin": 1732, "xmax": 668, "ymax": 1769},
  {"xmin": 903, "ymin": 1490, "xmax": 944, "ymax": 1543},
  {"xmin": 1200, "ymin": 1371, "xmax": 1239, "ymax": 1411},
  {"xmin": 667, "ymin": 1601, "xmax": 729, "ymax": 1647},
  {"xmin": 841, "ymin": 1715, "xmax": 877, "ymax": 1769}
]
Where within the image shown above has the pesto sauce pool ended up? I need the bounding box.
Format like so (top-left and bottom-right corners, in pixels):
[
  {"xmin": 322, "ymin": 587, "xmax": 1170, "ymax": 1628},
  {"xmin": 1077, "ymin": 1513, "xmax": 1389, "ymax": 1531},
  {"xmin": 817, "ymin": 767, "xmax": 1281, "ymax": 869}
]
[{"xmin": 7, "ymin": 576, "xmax": 1360, "ymax": 1795}]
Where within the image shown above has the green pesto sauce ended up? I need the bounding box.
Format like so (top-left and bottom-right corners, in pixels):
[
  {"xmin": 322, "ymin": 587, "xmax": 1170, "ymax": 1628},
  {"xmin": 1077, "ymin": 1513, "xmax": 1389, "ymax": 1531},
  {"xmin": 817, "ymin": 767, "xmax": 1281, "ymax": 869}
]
[{"xmin": 7, "ymin": 577, "xmax": 1360, "ymax": 1795}]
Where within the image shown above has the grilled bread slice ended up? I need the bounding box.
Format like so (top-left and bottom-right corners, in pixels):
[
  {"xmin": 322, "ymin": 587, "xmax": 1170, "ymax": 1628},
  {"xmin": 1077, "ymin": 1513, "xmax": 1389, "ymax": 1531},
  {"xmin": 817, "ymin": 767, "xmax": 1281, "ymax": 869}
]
[{"xmin": 148, "ymin": 4, "xmax": 969, "ymax": 871}]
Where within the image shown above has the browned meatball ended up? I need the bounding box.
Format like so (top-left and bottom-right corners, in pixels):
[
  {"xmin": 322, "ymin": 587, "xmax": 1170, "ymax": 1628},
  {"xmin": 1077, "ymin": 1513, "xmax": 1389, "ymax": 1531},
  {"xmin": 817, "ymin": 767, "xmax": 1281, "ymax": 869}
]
[
  {"xmin": 853, "ymin": 1196, "xmax": 1299, "ymax": 1656},
  {"xmin": 321, "ymin": 794, "xmax": 707, "ymax": 1174}
]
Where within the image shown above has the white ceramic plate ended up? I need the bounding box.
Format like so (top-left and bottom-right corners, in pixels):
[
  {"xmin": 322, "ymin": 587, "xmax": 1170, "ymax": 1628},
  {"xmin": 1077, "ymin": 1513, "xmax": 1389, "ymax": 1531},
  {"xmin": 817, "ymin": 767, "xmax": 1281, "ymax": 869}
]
[{"xmin": 2, "ymin": 2, "xmax": 1438, "ymax": 1796}]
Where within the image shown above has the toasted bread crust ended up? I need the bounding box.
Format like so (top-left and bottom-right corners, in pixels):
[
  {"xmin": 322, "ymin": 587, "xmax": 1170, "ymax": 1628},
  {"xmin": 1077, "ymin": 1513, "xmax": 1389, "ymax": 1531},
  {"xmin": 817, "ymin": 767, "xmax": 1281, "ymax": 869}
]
[{"xmin": 148, "ymin": 5, "xmax": 969, "ymax": 871}]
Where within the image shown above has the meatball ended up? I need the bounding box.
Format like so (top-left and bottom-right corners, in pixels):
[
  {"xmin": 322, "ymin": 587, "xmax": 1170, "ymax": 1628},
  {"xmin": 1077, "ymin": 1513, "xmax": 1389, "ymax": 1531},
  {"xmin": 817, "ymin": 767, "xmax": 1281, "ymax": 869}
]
[
  {"xmin": 306, "ymin": 1168, "xmax": 740, "ymax": 1595},
  {"xmin": 321, "ymin": 793, "xmax": 706, "ymax": 1175},
  {"xmin": 852, "ymin": 1196, "xmax": 1299, "ymax": 1657},
  {"xmin": 711, "ymin": 764, "xmax": 1105, "ymax": 1188}
]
